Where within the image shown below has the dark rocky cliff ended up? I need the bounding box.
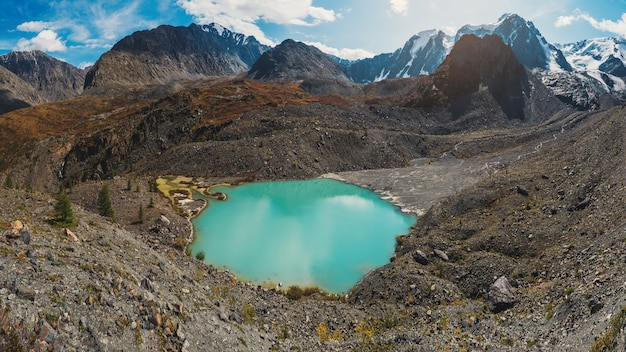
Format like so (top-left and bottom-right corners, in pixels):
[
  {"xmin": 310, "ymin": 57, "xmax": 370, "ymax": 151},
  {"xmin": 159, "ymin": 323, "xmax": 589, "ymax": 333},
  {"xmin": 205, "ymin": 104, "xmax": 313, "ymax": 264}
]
[{"xmin": 432, "ymin": 34, "xmax": 531, "ymax": 120}]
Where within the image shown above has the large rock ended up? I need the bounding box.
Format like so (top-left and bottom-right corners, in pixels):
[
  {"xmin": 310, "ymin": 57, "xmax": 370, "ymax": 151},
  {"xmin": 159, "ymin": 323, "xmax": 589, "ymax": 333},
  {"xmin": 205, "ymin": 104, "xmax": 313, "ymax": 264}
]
[
  {"xmin": 487, "ymin": 276, "xmax": 516, "ymax": 312},
  {"xmin": 433, "ymin": 248, "xmax": 449, "ymax": 261},
  {"xmin": 6, "ymin": 220, "xmax": 26, "ymax": 239},
  {"xmin": 412, "ymin": 249, "xmax": 429, "ymax": 265}
]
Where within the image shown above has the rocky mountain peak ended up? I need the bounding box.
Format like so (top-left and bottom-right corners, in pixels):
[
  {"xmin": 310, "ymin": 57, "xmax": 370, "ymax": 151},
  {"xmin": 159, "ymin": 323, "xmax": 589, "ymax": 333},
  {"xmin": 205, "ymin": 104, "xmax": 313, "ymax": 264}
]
[
  {"xmin": 246, "ymin": 39, "xmax": 350, "ymax": 82},
  {"xmin": 432, "ymin": 34, "xmax": 532, "ymax": 119},
  {"xmin": 0, "ymin": 50, "xmax": 85, "ymax": 102},
  {"xmin": 347, "ymin": 29, "xmax": 453, "ymax": 83},
  {"xmin": 199, "ymin": 23, "xmax": 257, "ymax": 47},
  {"xmin": 84, "ymin": 23, "xmax": 269, "ymax": 96}
]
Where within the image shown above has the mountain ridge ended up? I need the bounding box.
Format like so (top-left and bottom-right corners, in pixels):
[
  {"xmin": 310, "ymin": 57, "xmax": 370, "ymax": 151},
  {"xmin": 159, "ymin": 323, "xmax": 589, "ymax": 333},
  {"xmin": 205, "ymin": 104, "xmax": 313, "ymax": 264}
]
[
  {"xmin": 83, "ymin": 23, "xmax": 270, "ymax": 96},
  {"xmin": 1, "ymin": 13, "xmax": 625, "ymax": 113}
]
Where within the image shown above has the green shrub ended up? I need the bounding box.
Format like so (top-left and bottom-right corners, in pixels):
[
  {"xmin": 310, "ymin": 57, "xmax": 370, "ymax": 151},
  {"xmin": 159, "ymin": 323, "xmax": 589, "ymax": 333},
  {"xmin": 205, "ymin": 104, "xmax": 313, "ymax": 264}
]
[
  {"xmin": 286, "ymin": 286, "xmax": 304, "ymax": 300},
  {"xmin": 195, "ymin": 251, "xmax": 205, "ymax": 261},
  {"xmin": 241, "ymin": 304, "xmax": 256, "ymax": 324}
]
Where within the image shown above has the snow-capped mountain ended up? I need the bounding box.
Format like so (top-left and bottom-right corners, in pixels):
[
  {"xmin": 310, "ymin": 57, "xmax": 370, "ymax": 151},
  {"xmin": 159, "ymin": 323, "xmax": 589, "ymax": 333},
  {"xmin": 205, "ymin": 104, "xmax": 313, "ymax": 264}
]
[
  {"xmin": 561, "ymin": 37, "xmax": 626, "ymax": 74},
  {"xmin": 347, "ymin": 14, "xmax": 571, "ymax": 84},
  {"xmin": 347, "ymin": 30, "xmax": 453, "ymax": 83},
  {"xmin": 341, "ymin": 13, "xmax": 626, "ymax": 109},
  {"xmin": 456, "ymin": 13, "xmax": 572, "ymax": 72},
  {"xmin": 558, "ymin": 37, "xmax": 626, "ymax": 91}
]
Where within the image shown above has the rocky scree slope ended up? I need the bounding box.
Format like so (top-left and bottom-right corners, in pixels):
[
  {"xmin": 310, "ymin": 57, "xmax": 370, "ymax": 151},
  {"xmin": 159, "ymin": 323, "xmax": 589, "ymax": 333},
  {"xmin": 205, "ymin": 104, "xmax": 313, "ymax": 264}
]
[
  {"xmin": 0, "ymin": 35, "xmax": 569, "ymax": 193},
  {"xmin": 353, "ymin": 105, "xmax": 626, "ymax": 350}
]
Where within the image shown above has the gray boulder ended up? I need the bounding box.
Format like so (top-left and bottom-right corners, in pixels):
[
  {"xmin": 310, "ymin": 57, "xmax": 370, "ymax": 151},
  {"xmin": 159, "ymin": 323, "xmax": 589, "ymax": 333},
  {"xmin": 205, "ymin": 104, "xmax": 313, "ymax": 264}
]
[{"xmin": 487, "ymin": 276, "xmax": 516, "ymax": 312}]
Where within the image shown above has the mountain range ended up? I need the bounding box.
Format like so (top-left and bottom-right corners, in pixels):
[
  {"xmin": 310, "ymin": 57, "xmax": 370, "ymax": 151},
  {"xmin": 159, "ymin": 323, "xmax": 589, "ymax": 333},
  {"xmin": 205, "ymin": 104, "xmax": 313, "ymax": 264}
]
[{"xmin": 0, "ymin": 13, "xmax": 625, "ymax": 114}]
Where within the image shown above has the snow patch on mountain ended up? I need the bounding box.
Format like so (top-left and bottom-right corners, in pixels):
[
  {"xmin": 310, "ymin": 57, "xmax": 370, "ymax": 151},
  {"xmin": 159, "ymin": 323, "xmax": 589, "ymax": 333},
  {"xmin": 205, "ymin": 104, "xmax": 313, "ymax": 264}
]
[
  {"xmin": 200, "ymin": 23, "xmax": 252, "ymax": 47},
  {"xmin": 559, "ymin": 37, "xmax": 626, "ymax": 74}
]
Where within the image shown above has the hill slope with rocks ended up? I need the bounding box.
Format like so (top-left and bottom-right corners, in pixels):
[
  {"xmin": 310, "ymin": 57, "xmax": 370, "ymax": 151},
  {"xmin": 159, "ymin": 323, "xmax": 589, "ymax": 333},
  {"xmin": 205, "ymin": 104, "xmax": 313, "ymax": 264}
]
[
  {"xmin": 0, "ymin": 35, "xmax": 568, "ymax": 194},
  {"xmin": 1, "ymin": 101, "xmax": 625, "ymax": 352}
]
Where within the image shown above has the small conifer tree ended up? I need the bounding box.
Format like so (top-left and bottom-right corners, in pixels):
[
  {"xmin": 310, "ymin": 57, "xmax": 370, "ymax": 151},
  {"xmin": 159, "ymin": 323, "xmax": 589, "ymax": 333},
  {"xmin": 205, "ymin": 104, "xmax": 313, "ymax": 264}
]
[
  {"xmin": 98, "ymin": 184, "xmax": 115, "ymax": 220},
  {"xmin": 138, "ymin": 204, "xmax": 144, "ymax": 224},
  {"xmin": 54, "ymin": 190, "xmax": 77, "ymax": 227},
  {"xmin": 148, "ymin": 197, "xmax": 155, "ymax": 208}
]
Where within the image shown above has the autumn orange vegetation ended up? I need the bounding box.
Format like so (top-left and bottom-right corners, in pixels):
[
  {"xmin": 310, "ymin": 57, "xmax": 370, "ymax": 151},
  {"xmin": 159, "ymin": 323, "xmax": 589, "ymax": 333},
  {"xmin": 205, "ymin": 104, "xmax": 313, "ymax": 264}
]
[{"xmin": 0, "ymin": 79, "xmax": 354, "ymax": 171}]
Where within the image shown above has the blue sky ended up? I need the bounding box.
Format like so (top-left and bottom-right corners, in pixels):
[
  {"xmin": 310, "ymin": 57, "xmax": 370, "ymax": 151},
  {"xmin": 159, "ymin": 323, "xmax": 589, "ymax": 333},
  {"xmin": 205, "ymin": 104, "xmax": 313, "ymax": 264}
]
[{"xmin": 0, "ymin": 0, "xmax": 625, "ymax": 68}]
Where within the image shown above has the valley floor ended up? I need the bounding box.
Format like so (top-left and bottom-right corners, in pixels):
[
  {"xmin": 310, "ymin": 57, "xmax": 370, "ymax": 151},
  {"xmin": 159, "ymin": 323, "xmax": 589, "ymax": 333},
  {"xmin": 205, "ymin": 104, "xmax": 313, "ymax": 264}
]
[{"xmin": 1, "ymin": 106, "xmax": 626, "ymax": 351}]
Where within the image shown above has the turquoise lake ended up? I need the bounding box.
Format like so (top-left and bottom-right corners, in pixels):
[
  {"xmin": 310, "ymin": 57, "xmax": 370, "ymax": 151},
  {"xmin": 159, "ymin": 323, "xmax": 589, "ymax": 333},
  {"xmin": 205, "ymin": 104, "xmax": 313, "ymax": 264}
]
[{"xmin": 190, "ymin": 178, "xmax": 416, "ymax": 294}]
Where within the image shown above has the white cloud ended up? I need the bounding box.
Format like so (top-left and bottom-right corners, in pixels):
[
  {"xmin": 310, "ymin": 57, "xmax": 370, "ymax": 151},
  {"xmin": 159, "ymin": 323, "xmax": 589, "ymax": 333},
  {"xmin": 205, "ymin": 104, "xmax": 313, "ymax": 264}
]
[
  {"xmin": 15, "ymin": 29, "xmax": 67, "ymax": 52},
  {"xmin": 78, "ymin": 61, "xmax": 94, "ymax": 69},
  {"xmin": 90, "ymin": 0, "xmax": 146, "ymax": 41},
  {"xmin": 16, "ymin": 21, "xmax": 53, "ymax": 33},
  {"xmin": 176, "ymin": 0, "xmax": 338, "ymax": 45},
  {"xmin": 305, "ymin": 41, "xmax": 374, "ymax": 60},
  {"xmin": 390, "ymin": 0, "xmax": 410, "ymax": 16},
  {"xmin": 555, "ymin": 9, "xmax": 626, "ymax": 37}
]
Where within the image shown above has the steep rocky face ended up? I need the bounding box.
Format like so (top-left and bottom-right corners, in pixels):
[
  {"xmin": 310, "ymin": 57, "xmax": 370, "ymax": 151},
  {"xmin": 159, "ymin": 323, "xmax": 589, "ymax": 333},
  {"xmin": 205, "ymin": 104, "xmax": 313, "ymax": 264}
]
[
  {"xmin": 246, "ymin": 39, "xmax": 350, "ymax": 82},
  {"xmin": 0, "ymin": 50, "xmax": 85, "ymax": 101},
  {"xmin": 425, "ymin": 34, "xmax": 563, "ymax": 122},
  {"xmin": 433, "ymin": 34, "xmax": 528, "ymax": 102},
  {"xmin": 539, "ymin": 71, "xmax": 618, "ymax": 111},
  {"xmin": 355, "ymin": 34, "xmax": 565, "ymax": 130},
  {"xmin": 0, "ymin": 65, "xmax": 46, "ymax": 114},
  {"xmin": 84, "ymin": 24, "xmax": 269, "ymax": 95}
]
